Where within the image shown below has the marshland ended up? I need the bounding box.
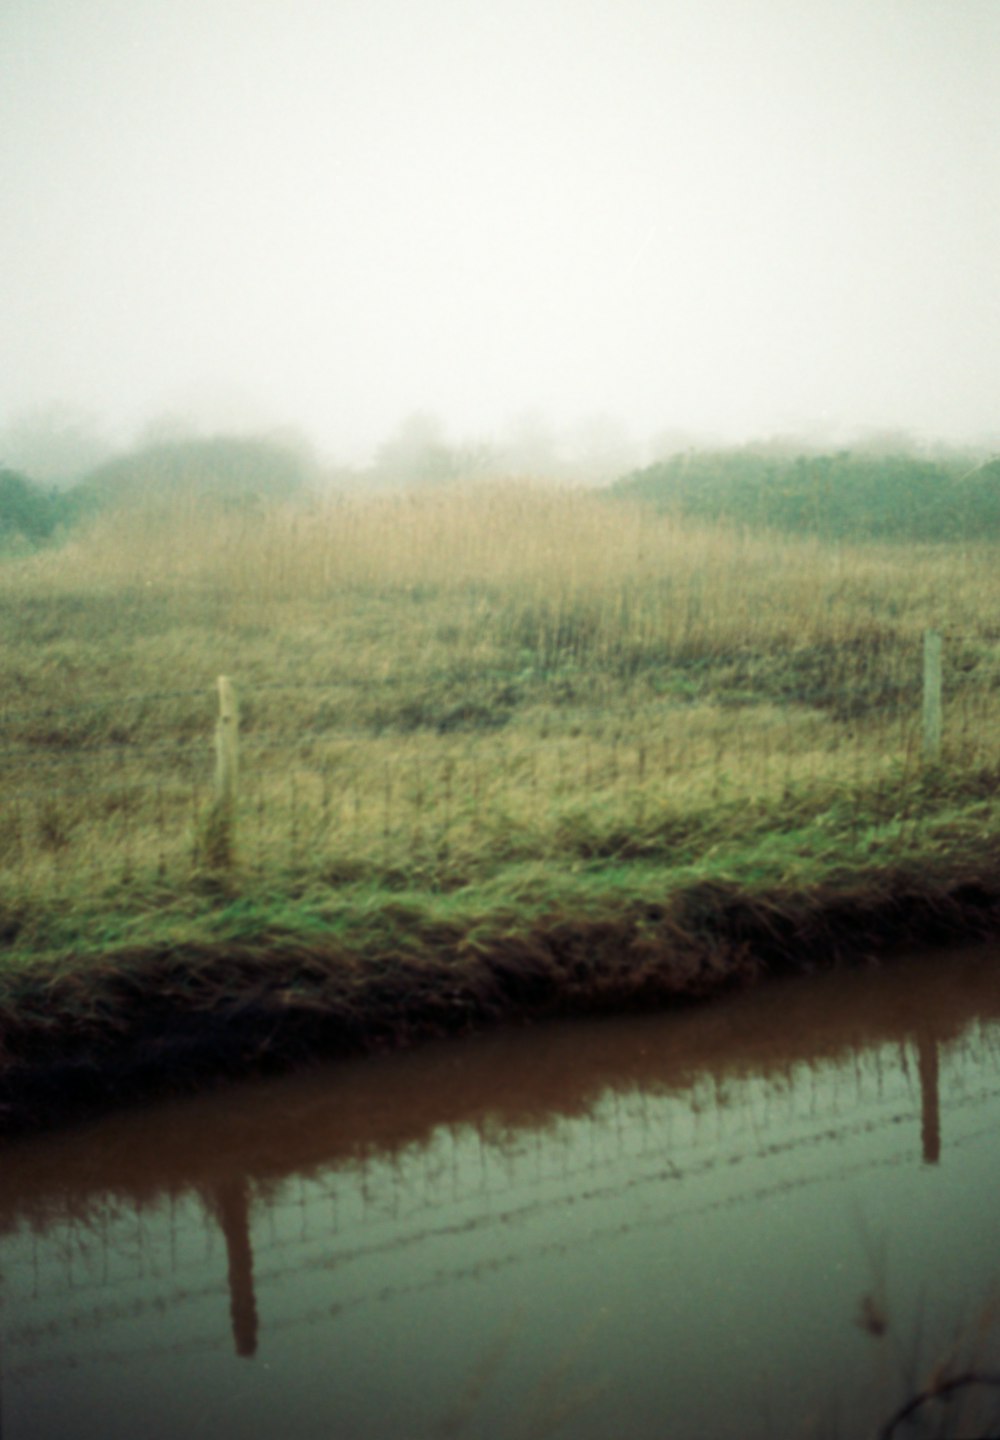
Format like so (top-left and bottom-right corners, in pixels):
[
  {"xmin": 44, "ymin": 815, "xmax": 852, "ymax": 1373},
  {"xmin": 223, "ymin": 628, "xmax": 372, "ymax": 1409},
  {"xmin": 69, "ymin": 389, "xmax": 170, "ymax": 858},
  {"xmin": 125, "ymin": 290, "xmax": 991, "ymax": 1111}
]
[
  {"xmin": 5, "ymin": 4, "xmax": 999, "ymax": 1432},
  {"xmin": 1, "ymin": 443, "xmax": 999, "ymax": 1130}
]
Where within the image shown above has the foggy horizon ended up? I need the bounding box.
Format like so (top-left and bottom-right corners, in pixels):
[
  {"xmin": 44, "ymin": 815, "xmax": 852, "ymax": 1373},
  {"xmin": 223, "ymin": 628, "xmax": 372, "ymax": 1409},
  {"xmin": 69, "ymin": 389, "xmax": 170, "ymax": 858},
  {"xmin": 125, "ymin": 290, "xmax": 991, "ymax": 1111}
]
[{"xmin": 2, "ymin": 0, "xmax": 998, "ymax": 471}]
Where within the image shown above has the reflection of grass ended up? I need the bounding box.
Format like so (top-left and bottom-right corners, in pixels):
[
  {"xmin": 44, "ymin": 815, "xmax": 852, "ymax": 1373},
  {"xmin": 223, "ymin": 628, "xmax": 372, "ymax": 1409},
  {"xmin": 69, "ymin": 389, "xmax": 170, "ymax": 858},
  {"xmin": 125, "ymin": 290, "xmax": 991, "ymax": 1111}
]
[
  {"xmin": 878, "ymin": 1367, "xmax": 1000, "ymax": 1439},
  {"xmin": 849, "ymin": 1232, "xmax": 1000, "ymax": 1440},
  {"xmin": 0, "ymin": 484, "xmax": 999, "ymax": 1121},
  {"xmin": 437, "ymin": 1306, "xmax": 609, "ymax": 1440},
  {"xmin": 430, "ymin": 1280, "xmax": 1000, "ymax": 1439}
]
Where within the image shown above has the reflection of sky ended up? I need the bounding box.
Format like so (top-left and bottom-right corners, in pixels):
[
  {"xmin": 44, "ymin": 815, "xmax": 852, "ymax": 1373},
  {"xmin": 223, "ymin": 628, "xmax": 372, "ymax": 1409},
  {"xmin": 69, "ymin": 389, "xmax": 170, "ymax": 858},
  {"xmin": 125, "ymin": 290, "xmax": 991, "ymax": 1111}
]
[
  {"xmin": 2, "ymin": 0, "xmax": 999, "ymax": 458},
  {"xmin": 4, "ymin": 1027, "xmax": 1000, "ymax": 1439}
]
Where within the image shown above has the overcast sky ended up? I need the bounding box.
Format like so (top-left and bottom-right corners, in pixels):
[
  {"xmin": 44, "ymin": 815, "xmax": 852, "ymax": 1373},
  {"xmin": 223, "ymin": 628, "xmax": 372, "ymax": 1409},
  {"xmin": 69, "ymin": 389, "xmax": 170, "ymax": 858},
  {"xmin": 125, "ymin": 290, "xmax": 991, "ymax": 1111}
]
[{"xmin": 2, "ymin": 0, "xmax": 998, "ymax": 462}]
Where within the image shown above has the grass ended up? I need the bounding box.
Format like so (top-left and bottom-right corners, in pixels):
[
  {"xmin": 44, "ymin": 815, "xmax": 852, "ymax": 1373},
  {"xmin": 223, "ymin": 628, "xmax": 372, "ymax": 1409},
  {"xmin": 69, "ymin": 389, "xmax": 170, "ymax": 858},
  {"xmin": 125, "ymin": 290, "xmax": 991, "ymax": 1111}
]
[{"xmin": 1, "ymin": 479, "xmax": 999, "ymax": 1128}]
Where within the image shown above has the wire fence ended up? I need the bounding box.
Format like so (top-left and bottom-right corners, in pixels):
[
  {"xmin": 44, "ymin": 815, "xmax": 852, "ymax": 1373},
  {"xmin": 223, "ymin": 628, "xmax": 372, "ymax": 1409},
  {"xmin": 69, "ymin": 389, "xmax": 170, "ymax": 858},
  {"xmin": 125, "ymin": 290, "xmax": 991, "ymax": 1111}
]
[
  {"xmin": 0, "ymin": 628, "xmax": 995, "ymax": 896},
  {"xmin": 1, "ymin": 627, "xmax": 997, "ymax": 898}
]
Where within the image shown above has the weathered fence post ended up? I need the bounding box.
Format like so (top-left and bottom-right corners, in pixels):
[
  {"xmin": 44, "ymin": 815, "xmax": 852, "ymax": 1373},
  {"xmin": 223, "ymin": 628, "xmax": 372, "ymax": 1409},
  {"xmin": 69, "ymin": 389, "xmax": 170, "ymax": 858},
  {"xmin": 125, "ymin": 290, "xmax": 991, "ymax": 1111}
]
[
  {"xmin": 204, "ymin": 675, "xmax": 239, "ymax": 869},
  {"xmin": 922, "ymin": 629, "xmax": 942, "ymax": 763}
]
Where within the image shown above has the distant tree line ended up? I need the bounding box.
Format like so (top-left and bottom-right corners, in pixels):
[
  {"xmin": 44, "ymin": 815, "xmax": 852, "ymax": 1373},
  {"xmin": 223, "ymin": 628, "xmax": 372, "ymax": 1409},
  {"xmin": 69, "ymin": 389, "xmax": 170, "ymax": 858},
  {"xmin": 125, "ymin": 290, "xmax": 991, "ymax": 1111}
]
[
  {"xmin": 366, "ymin": 409, "xmax": 641, "ymax": 488},
  {"xmin": 0, "ymin": 434, "xmax": 318, "ymax": 550},
  {"xmin": 4, "ymin": 427, "xmax": 998, "ymax": 552},
  {"xmin": 612, "ymin": 448, "xmax": 1000, "ymax": 543},
  {"xmin": 76, "ymin": 434, "xmax": 311, "ymax": 512},
  {"xmin": 0, "ymin": 409, "xmax": 644, "ymax": 549}
]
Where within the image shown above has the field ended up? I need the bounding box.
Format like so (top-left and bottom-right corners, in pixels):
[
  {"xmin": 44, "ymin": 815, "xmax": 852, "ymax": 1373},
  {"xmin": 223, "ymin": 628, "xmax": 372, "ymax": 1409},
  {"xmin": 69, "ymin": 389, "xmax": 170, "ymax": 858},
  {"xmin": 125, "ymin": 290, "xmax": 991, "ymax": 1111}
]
[{"xmin": 2, "ymin": 479, "xmax": 1000, "ymax": 1126}]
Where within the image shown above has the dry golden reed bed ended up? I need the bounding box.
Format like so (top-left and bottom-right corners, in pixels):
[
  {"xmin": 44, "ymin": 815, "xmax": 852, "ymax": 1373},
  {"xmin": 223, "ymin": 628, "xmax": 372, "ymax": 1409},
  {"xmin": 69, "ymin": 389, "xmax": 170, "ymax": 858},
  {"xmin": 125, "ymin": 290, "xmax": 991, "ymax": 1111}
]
[{"xmin": 1, "ymin": 480, "xmax": 999, "ymax": 906}]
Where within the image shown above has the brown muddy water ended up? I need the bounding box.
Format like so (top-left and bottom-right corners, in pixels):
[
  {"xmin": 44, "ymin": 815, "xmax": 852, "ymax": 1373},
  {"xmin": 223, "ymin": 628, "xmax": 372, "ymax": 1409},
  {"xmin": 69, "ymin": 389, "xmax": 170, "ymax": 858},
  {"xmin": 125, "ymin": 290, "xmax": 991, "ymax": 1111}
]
[{"xmin": 2, "ymin": 946, "xmax": 1000, "ymax": 1440}]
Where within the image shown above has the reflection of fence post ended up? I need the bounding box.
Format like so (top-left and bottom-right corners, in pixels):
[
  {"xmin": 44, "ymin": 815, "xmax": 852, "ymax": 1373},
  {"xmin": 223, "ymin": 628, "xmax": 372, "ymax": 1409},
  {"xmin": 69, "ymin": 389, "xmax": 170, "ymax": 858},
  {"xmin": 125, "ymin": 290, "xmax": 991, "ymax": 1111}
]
[
  {"xmin": 922, "ymin": 630, "xmax": 942, "ymax": 763},
  {"xmin": 204, "ymin": 676, "xmax": 238, "ymax": 869},
  {"xmin": 209, "ymin": 1176, "xmax": 259, "ymax": 1358},
  {"xmin": 916, "ymin": 1030, "xmax": 941, "ymax": 1165}
]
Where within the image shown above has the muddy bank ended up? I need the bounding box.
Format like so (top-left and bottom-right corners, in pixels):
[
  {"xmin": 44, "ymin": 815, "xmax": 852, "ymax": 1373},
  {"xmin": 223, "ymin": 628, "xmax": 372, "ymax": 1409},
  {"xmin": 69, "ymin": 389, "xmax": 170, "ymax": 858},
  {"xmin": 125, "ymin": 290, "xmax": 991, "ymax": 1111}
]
[{"xmin": 2, "ymin": 863, "xmax": 1000, "ymax": 1136}]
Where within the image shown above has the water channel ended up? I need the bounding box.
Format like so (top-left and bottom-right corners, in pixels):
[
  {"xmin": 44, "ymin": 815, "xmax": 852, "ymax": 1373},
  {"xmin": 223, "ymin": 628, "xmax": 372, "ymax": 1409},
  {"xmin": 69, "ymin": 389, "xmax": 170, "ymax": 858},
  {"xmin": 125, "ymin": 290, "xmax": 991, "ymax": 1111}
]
[{"xmin": 2, "ymin": 943, "xmax": 1000, "ymax": 1439}]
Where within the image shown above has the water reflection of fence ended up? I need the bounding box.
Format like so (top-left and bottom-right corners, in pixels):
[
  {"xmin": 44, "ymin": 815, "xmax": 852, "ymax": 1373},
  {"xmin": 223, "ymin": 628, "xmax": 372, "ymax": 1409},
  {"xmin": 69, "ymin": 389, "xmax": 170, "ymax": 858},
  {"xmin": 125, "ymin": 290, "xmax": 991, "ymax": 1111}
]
[{"xmin": 3, "ymin": 1043, "xmax": 999, "ymax": 1382}]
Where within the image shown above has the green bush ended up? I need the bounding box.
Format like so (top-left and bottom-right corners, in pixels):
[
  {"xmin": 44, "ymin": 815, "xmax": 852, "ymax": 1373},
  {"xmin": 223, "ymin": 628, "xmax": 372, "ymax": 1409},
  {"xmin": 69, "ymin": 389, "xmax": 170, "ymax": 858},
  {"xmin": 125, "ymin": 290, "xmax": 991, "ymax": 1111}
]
[
  {"xmin": 0, "ymin": 466, "xmax": 60, "ymax": 546},
  {"xmin": 613, "ymin": 449, "xmax": 1000, "ymax": 543}
]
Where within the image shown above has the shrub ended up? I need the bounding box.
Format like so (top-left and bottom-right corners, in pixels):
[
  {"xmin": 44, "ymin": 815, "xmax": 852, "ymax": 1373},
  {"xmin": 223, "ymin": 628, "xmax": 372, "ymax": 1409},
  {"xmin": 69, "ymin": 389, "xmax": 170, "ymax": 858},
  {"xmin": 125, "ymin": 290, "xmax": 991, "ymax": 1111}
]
[
  {"xmin": 0, "ymin": 466, "xmax": 59, "ymax": 545},
  {"xmin": 612, "ymin": 448, "xmax": 1000, "ymax": 543}
]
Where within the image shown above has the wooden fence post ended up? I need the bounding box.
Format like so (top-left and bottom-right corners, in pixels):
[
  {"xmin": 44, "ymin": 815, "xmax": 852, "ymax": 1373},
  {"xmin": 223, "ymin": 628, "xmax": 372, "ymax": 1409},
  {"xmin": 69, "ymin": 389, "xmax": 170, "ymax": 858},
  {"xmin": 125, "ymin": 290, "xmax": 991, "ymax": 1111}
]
[
  {"xmin": 204, "ymin": 675, "xmax": 239, "ymax": 869},
  {"xmin": 922, "ymin": 629, "xmax": 942, "ymax": 763}
]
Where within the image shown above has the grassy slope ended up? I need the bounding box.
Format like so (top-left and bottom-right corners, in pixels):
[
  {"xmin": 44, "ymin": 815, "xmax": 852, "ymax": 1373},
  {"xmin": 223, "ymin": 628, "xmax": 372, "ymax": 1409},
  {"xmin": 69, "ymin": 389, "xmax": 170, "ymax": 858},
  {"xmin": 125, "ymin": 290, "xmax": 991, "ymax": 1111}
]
[{"xmin": 1, "ymin": 478, "xmax": 999, "ymax": 1127}]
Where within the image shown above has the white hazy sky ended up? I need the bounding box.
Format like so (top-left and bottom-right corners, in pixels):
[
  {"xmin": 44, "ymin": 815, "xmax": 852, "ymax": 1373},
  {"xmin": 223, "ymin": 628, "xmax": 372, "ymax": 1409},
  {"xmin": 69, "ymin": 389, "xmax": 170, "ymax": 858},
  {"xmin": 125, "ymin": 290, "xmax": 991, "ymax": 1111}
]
[{"xmin": 2, "ymin": 0, "xmax": 998, "ymax": 461}]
